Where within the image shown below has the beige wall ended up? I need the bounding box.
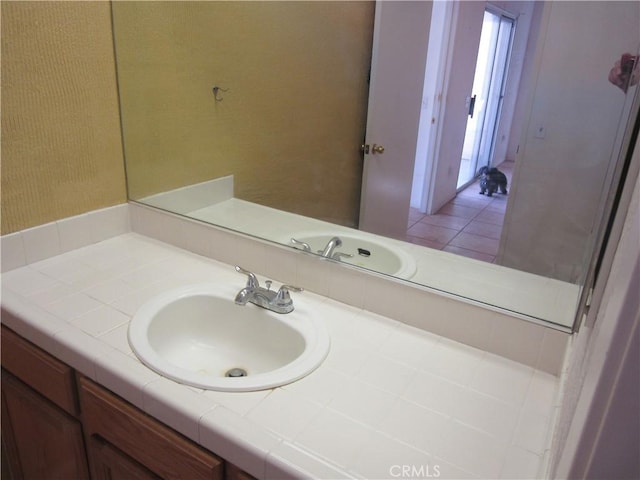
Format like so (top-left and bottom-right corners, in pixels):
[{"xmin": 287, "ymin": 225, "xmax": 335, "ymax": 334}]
[
  {"xmin": 113, "ymin": 2, "xmax": 374, "ymax": 228},
  {"xmin": 1, "ymin": 1, "xmax": 126, "ymax": 235},
  {"xmin": 499, "ymin": 1, "xmax": 640, "ymax": 282}
]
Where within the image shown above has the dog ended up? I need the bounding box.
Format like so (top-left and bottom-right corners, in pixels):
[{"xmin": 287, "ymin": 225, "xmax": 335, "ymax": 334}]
[{"xmin": 477, "ymin": 166, "xmax": 508, "ymax": 196}]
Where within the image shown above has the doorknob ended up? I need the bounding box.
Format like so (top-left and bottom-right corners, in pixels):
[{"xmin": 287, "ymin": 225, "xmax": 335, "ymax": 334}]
[{"xmin": 361, "ymin": 144, "xmax": 385, "ymax": 154}]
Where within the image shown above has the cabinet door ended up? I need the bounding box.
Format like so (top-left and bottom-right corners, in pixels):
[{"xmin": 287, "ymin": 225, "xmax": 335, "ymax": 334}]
[
  {"xmin": 88, "ymin": 435, "xmax": 161, "ymax": 480},
  {"xmin": 1, "ymin": 370, "xmax": 90, "ymax": 480},
  {"xmin": 226, "ymin": 462, "xmax": 258, "ymax": 480},
  {"xmin": 79, "ymin": 376, "xmax": 223, "ymax": 480}
]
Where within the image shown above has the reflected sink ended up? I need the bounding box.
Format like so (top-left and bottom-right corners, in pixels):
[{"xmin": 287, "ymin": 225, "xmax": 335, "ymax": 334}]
[
  {"xmin": 128, "ymin": 284, "xmax": 330, "ymax": 391},
  {"xmin": 292, "ymin": 232, "xmax": 417, "ymax": 279}
]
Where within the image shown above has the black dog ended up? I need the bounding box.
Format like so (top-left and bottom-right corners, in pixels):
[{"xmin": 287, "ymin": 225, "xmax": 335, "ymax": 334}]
[{"xmin": 477, "ymin": 166, "xmax": 508, "ymax": 197}]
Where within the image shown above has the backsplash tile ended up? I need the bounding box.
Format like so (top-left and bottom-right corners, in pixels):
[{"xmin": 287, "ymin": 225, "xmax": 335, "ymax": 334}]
[
  {"xmin": 22, "ymin": 221, "xmax": 61, "ymax": 263},
  {"xmin": 1, "ymin": 204, "xmax": 130, "ymax": 273},
  {"xmin": 1, "ymin": 232, "xmax": 26, "ymax": 271}
]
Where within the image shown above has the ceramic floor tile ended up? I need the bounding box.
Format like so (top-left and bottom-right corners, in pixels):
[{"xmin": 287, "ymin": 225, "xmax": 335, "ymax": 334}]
[
  {"xmin": 403, "ymin": 169, "xmax": 509, "ymax": 264},
  {"xmin": 405, "ymin": 235, "xmax": 449, "ymax": 249},
  {"xmin": 450, "ymin": 194, "xmax": 493, "ymax": 208},
  {"xmin": 437, "ymin": 203, "xmax": 483, "ymax": 219},
  {"xmin": 408, "ymin": 208, "xmax": 426, "ymax": 227},
  {"xmin": 418, "ymin": 214, "xmax": 472, "ymax": 230},
  {"xmin": 449, "ymin": 232, "xmax": 499, "ymax": 256},
  {"xmin": 406, "ymin": 222, "xmax": 459, "ymax": 245},
  {"xmin": 463, "ymin": 220, "xmax": 503, "ymax": 240},
  {"xmin": 475, "ymin": 209, "xmax": 505, "ymax": 225},
  {"xmin": 486, "ymin": 199, "xmax": 509, "ymax": 212}
]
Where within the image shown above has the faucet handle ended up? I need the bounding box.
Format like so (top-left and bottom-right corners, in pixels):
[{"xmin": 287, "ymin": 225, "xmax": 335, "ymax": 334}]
[
  {"xmin": 274, "ymin": 284, "xmax": 304, "ymax": 306},
  {"xmin": 290, "ymin": 238, "xmax": 311, "ymax": 252},
  {"xmin": 332, "ymin": 252, "xmax": 353, "ymax": 261},
  {"xmin": 235, "ymin": 265, "xmax": 259, "ymax": 289}
]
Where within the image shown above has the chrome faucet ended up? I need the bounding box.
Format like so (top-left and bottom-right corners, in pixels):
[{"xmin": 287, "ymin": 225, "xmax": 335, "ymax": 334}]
[
  {"xmin": 290, "ymin": 238, "xmax": 312, "ymax": 252},
  {"xmin": 318, "ymin": 236, "xmax": 353, "ymax": 261},
  {"xmin": 234, "ymin": 266, "xmax": 303, "ymax": 314}
]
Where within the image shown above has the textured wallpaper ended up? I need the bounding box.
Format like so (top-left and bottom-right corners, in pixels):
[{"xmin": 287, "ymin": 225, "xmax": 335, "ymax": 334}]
[
  {"xmin": 1, "ymin": 1, "xmax": 126, "ymax": 234},
  {"xmin": 113, "ymin": 2, "xmax": 374, "ymax": 228}
]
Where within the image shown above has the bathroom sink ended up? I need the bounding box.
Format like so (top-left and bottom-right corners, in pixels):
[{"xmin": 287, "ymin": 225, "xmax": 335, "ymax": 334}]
[
  {"xmin": 291, "ymin": 232, "xmax": 417, "ymax": 279},
  {"xmin": 128, "ymin": 284, "xmax": 330, "ymax": 391}
]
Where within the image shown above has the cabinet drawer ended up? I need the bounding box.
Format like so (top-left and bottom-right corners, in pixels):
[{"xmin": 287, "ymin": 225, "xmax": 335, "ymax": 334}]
[
  {"xmin": 1, "ymin": 325, "xmax": 78, "ymax": 416},
  {"xmin": 79, "ymin": 376, "xmax": 223, "ymax": 480}
]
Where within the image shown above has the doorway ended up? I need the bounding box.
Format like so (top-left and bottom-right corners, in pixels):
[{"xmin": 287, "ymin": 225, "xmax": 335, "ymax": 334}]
[{"xmin": 457, "ymin": 8, "xmax": 516, "ymax": 189}]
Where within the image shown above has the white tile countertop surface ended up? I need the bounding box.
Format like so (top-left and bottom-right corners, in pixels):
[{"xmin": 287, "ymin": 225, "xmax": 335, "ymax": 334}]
[{"xmin": 1, "ymin": 233, "xmax": 560, "ymax": 479}]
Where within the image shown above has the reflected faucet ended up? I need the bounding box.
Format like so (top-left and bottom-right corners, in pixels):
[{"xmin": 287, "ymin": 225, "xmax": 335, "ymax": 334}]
[
  {"xmin": 319, "ymin": 236, "xmax": 353, "ymax": 261},
  {"xmin": 234, "ymin": 266, "xmax": 303, "ymax": 314}
]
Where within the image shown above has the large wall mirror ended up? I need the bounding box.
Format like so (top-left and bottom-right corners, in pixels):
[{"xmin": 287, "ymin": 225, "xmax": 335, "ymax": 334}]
[{"xmin": 113, "ymin": 1, "xmax": 640, "ymax": 331}]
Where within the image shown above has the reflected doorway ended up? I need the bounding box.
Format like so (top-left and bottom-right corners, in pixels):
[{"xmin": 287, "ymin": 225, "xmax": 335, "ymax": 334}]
[{"xmin": 457, "ymin": 8, "xmax": 516, "ymax": 189}]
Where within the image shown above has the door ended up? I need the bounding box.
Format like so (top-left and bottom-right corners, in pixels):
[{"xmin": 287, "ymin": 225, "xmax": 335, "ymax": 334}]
[
  {"xmin": 1, "ymin": 370, "xmax": 90, "ymax": 480},
  {"xmin": 457, "ymin": 8, "xmax": 515, "ymax": 189},
  {"xmin": 359, "ymin": 1, "xmax": 433, "ymax": 239}
]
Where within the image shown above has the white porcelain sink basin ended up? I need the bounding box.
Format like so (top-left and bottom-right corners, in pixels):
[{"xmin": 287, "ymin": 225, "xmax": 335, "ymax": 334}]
[
  {"xmin": 128, "ymin": 284, "xmax": 330, "ymax": 391},
  {"xmin": 291, "ymin": 232, "xmax": 417, "ymax": 279}
]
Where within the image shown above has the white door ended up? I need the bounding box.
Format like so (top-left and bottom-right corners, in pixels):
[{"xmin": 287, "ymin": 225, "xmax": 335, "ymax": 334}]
[{"xmin": 359, "ymin": 1, "xmax": 433, "ymax": 240}]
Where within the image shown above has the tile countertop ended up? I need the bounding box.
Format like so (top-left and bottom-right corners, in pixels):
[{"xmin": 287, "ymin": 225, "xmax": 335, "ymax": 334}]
[{"xmin": 1, "ymin": 233, "xmax": 559, "ymax": 480}]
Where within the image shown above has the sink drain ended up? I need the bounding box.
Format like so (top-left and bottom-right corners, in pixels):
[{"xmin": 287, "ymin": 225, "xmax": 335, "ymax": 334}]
[{"xmin": 225, "ymin": 368, "xmax": 248, "ymax": 378}]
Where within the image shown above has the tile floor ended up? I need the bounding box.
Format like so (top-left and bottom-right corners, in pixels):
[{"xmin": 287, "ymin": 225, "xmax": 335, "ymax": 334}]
[{"xmin": 406, "ymin": 161, "xmax": 514, "ymax": 263}]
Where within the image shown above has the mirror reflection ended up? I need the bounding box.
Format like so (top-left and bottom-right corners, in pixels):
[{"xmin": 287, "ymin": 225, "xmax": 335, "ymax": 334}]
[{"xmin": 113, "ymin": 1, "xmax": 640, "ymax": 328}]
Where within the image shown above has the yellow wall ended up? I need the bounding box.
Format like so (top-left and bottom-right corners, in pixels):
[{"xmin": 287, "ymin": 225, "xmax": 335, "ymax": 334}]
[
  {"xmin": 1, "ymin": 1, "xmax": 126, "ymax": 234},
  {"xmin": 113, "ymin": 2, "xmax": 374, "ymax": 227}
]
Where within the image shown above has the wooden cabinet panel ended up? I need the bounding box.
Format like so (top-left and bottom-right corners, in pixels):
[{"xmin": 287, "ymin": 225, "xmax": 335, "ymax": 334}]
[
  {"xmin": 1, "ymin": 325, "xmax": 78, "ymax": 416},
  {"xmin": 1, "ymin": 370, "xmax": 90, "ymax": 480},
  {"xmin": 87, "ymin": 435, "xmax": 161, "ymax": 480},
  {"xmin": 79, "ymin": 376, "xmax": 223, "ymax": 480},
  {"xmin": 226, "ymin": 462, "xmax": 258, "ymax": 480}
]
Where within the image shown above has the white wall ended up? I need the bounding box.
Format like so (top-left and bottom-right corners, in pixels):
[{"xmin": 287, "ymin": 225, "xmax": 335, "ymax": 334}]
[
  {"xmin": 490, "ymin": 1, "xmax": 537, "ymax": 165},
  {"xmin": 498, "ymin": 1, "xmax": 640, "ymax": 282},
  {"xmin": 426, "ymin": 1, "xmax": 534, "ymax": 214},
  {"xmin": 551, "ymin": 145, "xmax": 640, "ymax": 478},
  {"xmin": 428, "ymin": 1, "xmax": 485, "ymax": 213}
]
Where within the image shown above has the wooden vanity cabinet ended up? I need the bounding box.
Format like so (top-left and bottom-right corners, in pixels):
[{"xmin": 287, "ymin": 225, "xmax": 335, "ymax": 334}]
[
  {"xmin": 1, "ymin": 326, "xmax": 90, "ymax": 480},
  {"xmin": 1, "ymin": 325, "xmax": 256, "ymax": 480},
  {"xmin": 78, "ymin": 376, "xmax": 224, "ymax": 480}
]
